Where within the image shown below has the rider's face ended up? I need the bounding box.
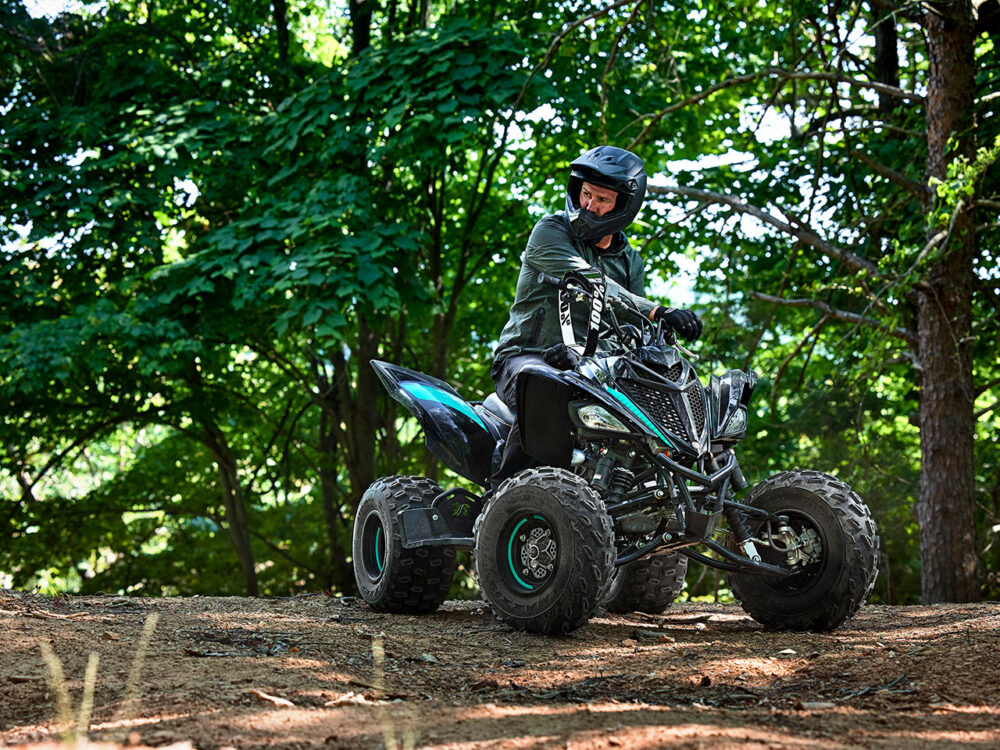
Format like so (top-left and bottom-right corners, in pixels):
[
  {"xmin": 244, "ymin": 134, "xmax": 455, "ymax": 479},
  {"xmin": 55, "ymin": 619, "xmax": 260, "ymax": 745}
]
[{"xmin": 579, "ymin": 181, "xmax": 618, "ymax": 217}]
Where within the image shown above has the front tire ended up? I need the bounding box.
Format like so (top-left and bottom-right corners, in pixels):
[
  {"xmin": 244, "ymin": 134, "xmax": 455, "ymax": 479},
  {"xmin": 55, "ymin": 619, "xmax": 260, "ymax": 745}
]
[
  {"xmin": 474, "ymin": 468, "xmax": 615, "ymax": 634},
  {"xmin": 729, "ymin": 470, "xmax": 879, "ymax": 631},
  {"xmin": 603, "ymin": 551, "xmax": 688, "ymax": 614},
  {"xmin": 352, "ymin": 476, "xmax": 457, "ymax": 614}
]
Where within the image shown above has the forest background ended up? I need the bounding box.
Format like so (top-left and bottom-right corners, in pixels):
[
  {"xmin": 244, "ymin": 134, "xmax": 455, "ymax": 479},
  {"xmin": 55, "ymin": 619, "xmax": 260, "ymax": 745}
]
[{"xmin": 2, "ymin": 0, "xmax": 998, "ymax": 606}]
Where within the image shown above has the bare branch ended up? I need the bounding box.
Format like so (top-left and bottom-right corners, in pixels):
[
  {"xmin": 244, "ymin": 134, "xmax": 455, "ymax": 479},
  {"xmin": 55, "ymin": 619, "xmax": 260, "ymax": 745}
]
[
  {"xmin": 625, "ymin": 66, "xmax": 922, "ymax": 148},
  {"xmin": 801, "ymin": 107, "xmax": 876, "ymax": 138},
  {"xmin": 977, "ymin": 377, "xmax": 1000, "ymax": 397},
  {"xmin": 870, "ymin": 0, "xmax": 926, "ymax": 25},
  {"xmin": 647, "ymin": 183, "xmax": 882, "ymax": 276},
  {"xmin": 625, "ymin": 71, "xmax": 763, "ymax": 148},
  {"xmin": 514, "ymin": 0, "xmax": 633, "ymax": 116},
  {"xmin": 926, "ymin": 197, "xmax": 967, "ymax": 258},
  {"xmin": 848, "ymin": 148, "xmax": 931, "ymax": 200},
  {"xmin": 600, "ymin": 0, "xmax": 643, "ymax": 144},
  {"xmin": 976, "ymin": 199, "xmax": 1000, "ymax": 212},
  {"xmin": 769, "ymin": 314, "xmax": 830, "ymax": 419},
  {"xmin": 749, "ymin": 291, "xmax": 917, "ymax": 345},
  {"xmin": 775, "ymin": 68, "xmax": 922, "ymax": 101},
  {"xmin": 976, "ymin": 399, "xmax": 1000, "ymax": 420},
  {"xmin": 853, "ymin": 199, "xmax": 970, "ymax": 328}
]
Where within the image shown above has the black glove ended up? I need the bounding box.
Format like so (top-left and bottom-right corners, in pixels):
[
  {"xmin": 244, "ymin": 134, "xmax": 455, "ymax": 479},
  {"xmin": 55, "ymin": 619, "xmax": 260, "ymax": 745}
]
[
  {"xmin": 653, "ymin": 307, "xmax": 703, "ymax": 341},
  {"xmin": 542, "ymin": 343, "xmax": 581, "ymax": 370}
]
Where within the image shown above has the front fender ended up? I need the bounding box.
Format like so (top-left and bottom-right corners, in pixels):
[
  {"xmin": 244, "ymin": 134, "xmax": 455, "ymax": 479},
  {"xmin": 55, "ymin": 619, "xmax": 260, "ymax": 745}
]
[
  {"xmin": 515, "ymin": 364, "xmax": 578, "ymax": 468},
  {"xmin": 517, "ymin": 362, "xmax": 674, "ymax": 464},
  {"xmin": 709, "ymin": 368, "xmax": 759, "ymax": 441}
]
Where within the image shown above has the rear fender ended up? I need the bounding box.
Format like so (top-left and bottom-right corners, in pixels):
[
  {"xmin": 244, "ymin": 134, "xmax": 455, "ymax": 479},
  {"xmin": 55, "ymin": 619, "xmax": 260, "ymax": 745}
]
[{"xmin": 371, "ymin": 360, "xmax": 496, "ymax": 487}]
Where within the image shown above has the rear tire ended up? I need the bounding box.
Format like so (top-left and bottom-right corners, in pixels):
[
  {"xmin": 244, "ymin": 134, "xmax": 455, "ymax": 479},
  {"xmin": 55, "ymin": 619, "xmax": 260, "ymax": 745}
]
[
  {"xmin": 474, "ymin": 468, "xmax": 615, "ymax": 634},
  {"xmin": 353, "ymin": 476, "xmax": 457, "ymax": 614},
  {"xmin": 603, "ymin": 551, "xmax": 688, "ymax": 614},
  {"xmin": 729, "ymin": 470, "xmax": 879, "ymax": 631}
]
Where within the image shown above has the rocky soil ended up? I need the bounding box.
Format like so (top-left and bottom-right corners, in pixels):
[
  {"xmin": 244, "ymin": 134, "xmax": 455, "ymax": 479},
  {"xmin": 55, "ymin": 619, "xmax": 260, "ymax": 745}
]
[{"xmin": 1, "ymin": 591, "xmax": 999, "ymax": 749}]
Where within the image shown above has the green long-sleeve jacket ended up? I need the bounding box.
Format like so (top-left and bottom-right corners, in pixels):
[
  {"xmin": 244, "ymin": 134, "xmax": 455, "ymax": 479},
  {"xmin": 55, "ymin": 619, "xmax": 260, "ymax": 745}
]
[{"xmin": 493, "ymin": 214, "xmax": 657, "ymax": 364}]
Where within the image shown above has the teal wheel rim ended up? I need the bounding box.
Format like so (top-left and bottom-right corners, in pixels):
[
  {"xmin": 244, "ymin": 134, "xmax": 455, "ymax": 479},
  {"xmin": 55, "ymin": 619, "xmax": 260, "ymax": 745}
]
[
  {"xmin": 361, "ymin": 513, "xmax": 387, "ymax": 581},
  {"xmin": 501, "ymin": 513, "xmax": 558, "ymax": 595}
]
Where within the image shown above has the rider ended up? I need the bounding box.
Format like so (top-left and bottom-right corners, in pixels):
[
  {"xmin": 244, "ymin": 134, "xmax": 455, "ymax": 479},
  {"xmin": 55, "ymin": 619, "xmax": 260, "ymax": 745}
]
[{"xmin": 490, "ymin": 145, "xmax": 703, "ymax": 484}]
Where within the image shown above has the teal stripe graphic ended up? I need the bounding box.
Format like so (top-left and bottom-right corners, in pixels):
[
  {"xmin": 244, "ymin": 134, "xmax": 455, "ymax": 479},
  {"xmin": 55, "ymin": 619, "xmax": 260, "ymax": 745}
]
[
  {"xmin": 605, "ymin": 387, "xmax": 674, "ymax": 448},
  {"xmin": 400, "ymin": 381, "xmax": 488, "ymax": 431},
  {"xmin": 508, "ymin": 518, "xmax": 533, "ymax": 590}
]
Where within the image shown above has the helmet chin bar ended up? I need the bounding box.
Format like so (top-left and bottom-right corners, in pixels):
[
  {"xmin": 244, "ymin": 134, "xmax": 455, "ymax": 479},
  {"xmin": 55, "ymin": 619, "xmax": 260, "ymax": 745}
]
[
  {"xmin": 566, "ymin": 205, "xmax": 621, "ymax": 243},
  {"xmin": 567, "ymin": 208, "xmax": 599, "ymax": 240}
]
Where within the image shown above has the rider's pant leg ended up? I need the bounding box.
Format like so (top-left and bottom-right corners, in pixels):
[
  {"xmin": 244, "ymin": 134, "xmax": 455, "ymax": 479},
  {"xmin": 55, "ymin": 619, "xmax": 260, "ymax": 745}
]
[{"xmin": 489, "ymin": 354, "xmax": 544, "ymax": 487}]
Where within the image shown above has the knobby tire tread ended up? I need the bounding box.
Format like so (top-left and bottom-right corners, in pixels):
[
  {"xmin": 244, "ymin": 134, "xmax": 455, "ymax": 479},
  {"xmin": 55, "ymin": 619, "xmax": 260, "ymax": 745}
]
[
  {"xmin": 605, "ymin": 552, "xmax": 688, "ymax": 615},
  {"xmin": 355, "ymin": 476, "xmax": 457, "ymax": 615},
  {"xmin": 729, "ymin": 469, "xmax": 880, "ymax": 631},
  {"xmin": 474, "ymin": 467, "xmax": 615, "ymax": 635}
]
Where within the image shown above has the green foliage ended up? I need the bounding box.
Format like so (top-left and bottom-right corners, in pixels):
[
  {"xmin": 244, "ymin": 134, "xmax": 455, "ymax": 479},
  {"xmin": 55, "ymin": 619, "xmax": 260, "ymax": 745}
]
[{"xmin": 1, "ymin": 0, "xmax": 997, "ymax": 603}]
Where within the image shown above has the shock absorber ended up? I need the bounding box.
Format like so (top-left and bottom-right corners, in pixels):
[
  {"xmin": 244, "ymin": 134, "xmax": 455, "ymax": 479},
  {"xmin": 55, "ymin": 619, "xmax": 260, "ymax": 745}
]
[
  {"xmin": 725, "ymin": 506, "xmax": 753, "ymax": 545},
  {"xmin": 591, "ymin": 453, "xmax": 616, "ymax": 492},
  {"xmin": 724, "ymin": 505, "xmax": 761, "ymax": 562},
  {"xmin": 606, "ymin": 467, "xmax": 635, "ymax": 507}
]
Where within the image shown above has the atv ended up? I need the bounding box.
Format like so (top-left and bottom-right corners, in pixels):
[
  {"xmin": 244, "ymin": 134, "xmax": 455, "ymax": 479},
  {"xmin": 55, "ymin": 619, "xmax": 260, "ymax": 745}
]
[{"xmin": 353, "ymin": 269, "xmax": 880, "ymax": 634}]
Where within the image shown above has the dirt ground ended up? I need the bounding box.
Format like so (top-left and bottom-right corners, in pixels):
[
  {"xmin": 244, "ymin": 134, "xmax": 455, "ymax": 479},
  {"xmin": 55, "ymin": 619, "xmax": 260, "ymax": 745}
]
[{"xmin": 1, "ymin": 591, "xmax": 999, "ymax": 750}]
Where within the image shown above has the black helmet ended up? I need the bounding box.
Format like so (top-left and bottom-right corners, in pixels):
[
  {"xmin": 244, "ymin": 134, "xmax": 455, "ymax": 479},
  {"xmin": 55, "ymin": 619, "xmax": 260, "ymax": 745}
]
[{"xmin": 565, "ymin": 146, "xmax": 647, "ymax": 242}]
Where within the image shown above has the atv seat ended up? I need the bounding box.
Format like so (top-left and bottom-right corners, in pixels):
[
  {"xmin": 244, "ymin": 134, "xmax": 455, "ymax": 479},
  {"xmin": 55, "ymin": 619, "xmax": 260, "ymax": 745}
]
[{"xmin": 482, "ymin": 392, "xmax": 515, "ymax": 426}]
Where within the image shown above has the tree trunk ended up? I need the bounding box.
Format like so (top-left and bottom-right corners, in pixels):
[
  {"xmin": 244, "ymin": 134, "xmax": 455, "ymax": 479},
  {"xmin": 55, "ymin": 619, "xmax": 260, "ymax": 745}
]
[
  {"xmin": 872, "ymin": 3, "xmax": 899, "ymax": 113},
  {"xmin": 203, "ymin": 423, "xmax": 259, "ymax": 596},
  {"xmin": 408, "ymin": 0, "xmax": 430, "ymax": 30},
  {"xmin": 272, "ymin": 0, "xmax": 289, "ymax": 77},
  {"xmin": 383, "ymin": 0, "xmax": 398, "ymax": 43},
  {"xmin": 352, "ymin": 315, "xmax": 380, "ymax": 492},
  {"xmin": 319, "ymin": 409, "xmax": 355, "ymax": 594},
  {"xmin": 350, "ymin": 0, "xmax": 374, "ymax": 54},
  {"xmin": 916, "ymin": 0, "xmax": 979, "ymax": 603},
  {"xmin": 328, "ymin": 315, "xmax": 380, "ymax": 507}
]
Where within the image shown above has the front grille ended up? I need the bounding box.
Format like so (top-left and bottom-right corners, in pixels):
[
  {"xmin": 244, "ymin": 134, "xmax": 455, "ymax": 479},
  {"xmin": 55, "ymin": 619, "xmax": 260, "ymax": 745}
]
[
  {"xmin": 621, "ymin": 381, "xmax": 686, "ymax": 437},
  {"xmin": 622, "ymin": 380, "xmax": 707, "ymax": 442},
  {"xmin": 646, "ymin": 361, "xmax": 684, "ymax": 382},
  {"xmin": 688, "ymin": 387, "xmax": 706, "ymax": 435}
]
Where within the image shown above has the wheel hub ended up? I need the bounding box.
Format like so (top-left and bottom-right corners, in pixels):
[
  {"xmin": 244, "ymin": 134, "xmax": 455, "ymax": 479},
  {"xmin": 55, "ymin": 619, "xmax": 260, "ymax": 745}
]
[
  {"xmin": 521, "ymin": 527, "xmax": 557, "ymax": 579},
  {"xmin": 777, "ymin": 523, "xmax": 822, "ymax": 567}
]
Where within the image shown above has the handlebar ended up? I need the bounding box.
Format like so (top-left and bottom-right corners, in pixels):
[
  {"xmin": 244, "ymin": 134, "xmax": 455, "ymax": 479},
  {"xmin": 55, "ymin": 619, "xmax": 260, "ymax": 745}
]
[
  {"xmin": 536, "ymin": 269, "xmax": 701, "ymax": 360},
  {"xmin": 536, "ymin": 271, "xmax": 593, "ymax": 296},
  {"xmin": 537, "ymin": 270, "xmax": 685, "ymax": 353}
]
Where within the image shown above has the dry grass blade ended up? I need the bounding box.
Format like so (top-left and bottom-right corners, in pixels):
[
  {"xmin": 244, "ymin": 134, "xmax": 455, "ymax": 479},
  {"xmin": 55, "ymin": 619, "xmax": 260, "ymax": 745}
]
[
  {"xmin": 77, "ymin": 651, "xmax": 100, "ymax": 740},
  {"xmin": 38, "ymin": 640, "xmax": 73, "ymax": 743},
  {"xmin": 113, "ymin": 612, "xmax": 159, "ymax": 739}
]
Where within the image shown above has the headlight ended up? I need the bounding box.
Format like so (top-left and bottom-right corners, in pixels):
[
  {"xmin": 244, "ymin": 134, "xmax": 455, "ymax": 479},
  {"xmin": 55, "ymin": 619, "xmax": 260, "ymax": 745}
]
[
  {"xmin": 722, "ymin": 407, "xmax": 747, "ymax": 436},
  {"xmin": 577, "ymin": 404, "xmax": 629, "ymax": 432}
]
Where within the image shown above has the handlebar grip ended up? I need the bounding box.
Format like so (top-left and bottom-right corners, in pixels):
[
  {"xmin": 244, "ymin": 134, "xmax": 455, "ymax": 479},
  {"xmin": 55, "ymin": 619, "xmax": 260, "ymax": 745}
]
[{"xmin": 536, "ymin": 272, "xmax": 563, "ymax": 288}]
